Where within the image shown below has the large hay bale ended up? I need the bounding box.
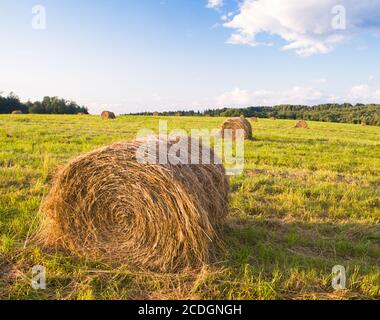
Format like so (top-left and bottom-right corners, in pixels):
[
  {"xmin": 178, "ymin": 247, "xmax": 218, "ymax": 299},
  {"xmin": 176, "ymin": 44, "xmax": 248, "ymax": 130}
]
[
  {"xmin": 153, "ymin": 112, "xmax": 160, "ymax": 117},
  {"xmin": 101, "ymin": 111, "xmax": 116, "ymax": 119},
  {"xmin": 250, "ymin": 117, "xmax": 258, "ymax": 122},
  {"xmin": 220, "ymin": 117, "xmax": 253, "ymax": 140},
  {"xmin": 39, "ymin": 137, "xmax": 229, "ymax": 272},
  {"xmin": 295, "ymin": 120, "xmax": 308, "ymax": 129},
  {"xmin": 11, "ymin": 110, "xmax": 23, "ymax": 115}
]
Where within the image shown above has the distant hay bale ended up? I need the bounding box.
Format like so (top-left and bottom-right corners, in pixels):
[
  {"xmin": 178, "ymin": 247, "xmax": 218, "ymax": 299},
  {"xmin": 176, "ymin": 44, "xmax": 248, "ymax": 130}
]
[
  {"xmin": 220, "ymin": 117, "xmax": 253, "ymax": 140},
  {"xmin": 153, "ymin": 112, "xmax": 160, "ymax": 116},
  {"xmin": 295, "ymin": 120, "xmax": 308, "ymax": 129},
  {"xmin": 101, "ymin": 111, "xmax": 116, "ymax": 120},
  {"xmin": 39, "ymin": 137, "xmax": 229, "ymax": 272},
  {"xmin": 250, "ymin": 117, "xmax": 258, "ymax": 122},
  {"xmin": 270, "ymin": 117, "xmax": 277, "ymax": 120},
  {"xmin": 175, "ymin": 112, "xmax": 182, "ymax": 117},
  {"xmin": 11, "ymin": 110, "xmax": 23, "ymax": 115},
  {"xmin": 77, "ymin": 112, "xmax": 85, "ymax": 115}
]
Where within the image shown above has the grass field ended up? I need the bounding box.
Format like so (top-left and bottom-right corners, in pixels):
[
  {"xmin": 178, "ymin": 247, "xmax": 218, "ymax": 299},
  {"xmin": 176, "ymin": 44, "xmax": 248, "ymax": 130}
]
[{"xmin": 0, "ymin": 114, "xmax": 379, "ymax": 300}]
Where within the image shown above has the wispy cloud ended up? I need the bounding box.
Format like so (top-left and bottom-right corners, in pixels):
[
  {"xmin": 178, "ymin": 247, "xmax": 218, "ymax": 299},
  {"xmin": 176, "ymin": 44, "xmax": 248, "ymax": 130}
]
[
  {"xmin": 206, "ymin": 0, "xmax": 223, "ymax": 10},
  {"xmin": 311, "ymin": 78, "xmax": 328, "ymax": 84},
  {"xmin": 216, "ymin": 86, "xmax": 333, "ymax": 106}
]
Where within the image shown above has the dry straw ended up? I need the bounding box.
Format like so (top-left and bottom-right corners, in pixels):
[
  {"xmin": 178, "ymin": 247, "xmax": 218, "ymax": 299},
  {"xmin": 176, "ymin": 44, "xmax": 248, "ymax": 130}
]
[
  {"xmin": 250, "ymin": 117, "xmax": 258, "ymax": 123},
  {"xmin": 11, "ymin": 110, "xmax": 23, "ymax": 114},
  {"xmin": 101, "ymin": 111, "xmax": 116, "ymax": 119},
  {"xmin": 295, "ymin": 120, "xmax": 308, "ymax": 129},
  {"xmin": 220, "ymin": 117, "xmax": 253, "ymax": 140},
  {"xmin": 39, "ymin": 136, "xmax": 229, "ymax": 272}
]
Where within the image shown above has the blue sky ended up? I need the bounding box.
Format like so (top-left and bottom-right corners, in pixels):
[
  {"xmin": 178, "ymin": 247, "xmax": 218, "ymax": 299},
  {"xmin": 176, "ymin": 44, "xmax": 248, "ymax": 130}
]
[{"xmin": 0, "ymin": 0, "xmax": 380, "ymax": 114}]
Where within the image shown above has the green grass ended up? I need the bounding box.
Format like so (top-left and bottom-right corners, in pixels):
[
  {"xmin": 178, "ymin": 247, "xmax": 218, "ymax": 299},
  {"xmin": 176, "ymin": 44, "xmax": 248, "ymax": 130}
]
[{"xmin": 0, "ymin": 114, "xmax": 379, "ymax": 300}]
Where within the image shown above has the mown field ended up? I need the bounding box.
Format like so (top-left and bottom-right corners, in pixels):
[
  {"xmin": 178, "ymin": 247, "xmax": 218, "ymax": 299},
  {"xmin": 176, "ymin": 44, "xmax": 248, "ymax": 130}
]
[{"xmin": 0, "ymin": 114, "xmax": 379, "ymax": 300}]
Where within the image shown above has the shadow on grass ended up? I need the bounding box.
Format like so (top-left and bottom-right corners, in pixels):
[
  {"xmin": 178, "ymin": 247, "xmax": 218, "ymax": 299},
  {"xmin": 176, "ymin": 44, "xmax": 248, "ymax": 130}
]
[{"xmin": 1, "ymin": 217, "xmax": 378, "ymax": 300}]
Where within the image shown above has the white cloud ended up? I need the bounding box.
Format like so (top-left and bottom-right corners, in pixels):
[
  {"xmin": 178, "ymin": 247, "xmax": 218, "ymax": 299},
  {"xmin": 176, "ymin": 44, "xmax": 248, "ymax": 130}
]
[
  {"xmin": 369, "ymin": 75, "xmax": 376, "ymax": 81},
  {"xmin": 221, "ymin": 14, "xmax": 228, "ymax": 22},
  {"xmin": 221, "ymin": 0, "xmax": 380, "ymax": 56},
  {"xmin": 216, "ymin": 86, "xmax": 332, "ymax": 106},
  {"xmin": 217, "ymin": 88, "xmax": 252, "ymax": 106},
  {"xmin": 311, "ymin": 78, "xmax": 327, "ymax": 84},
  {"xmin": 207, "ymin": 0, "xmax": 223, "ymax": 9},
  {"xmin": 347, "ymin": 84, "xmax": 380, "ymax": 103}
]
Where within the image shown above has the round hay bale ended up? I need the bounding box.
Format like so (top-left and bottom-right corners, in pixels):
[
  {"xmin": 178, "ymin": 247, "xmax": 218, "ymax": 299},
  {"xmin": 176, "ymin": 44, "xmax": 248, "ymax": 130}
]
[
  {"xmin": 250, "ymin": 117, "xmax": 258, "ymax": 122},
  {"xmin": 220, "ymin": 117, "xmax": 253, "ymax": 140},
  {"xmin": 270, "ymin": 117, "xmax": 277, "ymax": 120},
  {"xmin": 101, "ymin": 111, "xmax": 116, "ymax": 120},
  {"xmin": 153, "ymin": 112, "xmax": 160, "ymax": 117},
  {"xmin": 175, "ymin": 112, "xmax": 182, "ymax": 117},
  {"xmin": 11, "ymin": 110, "xmax": 23, "ymax": 115},
  {"xmin": 295, "ymin": 120, "xmax": 308, "ymax": 129},
  {"xmin": 39, "ymin": 137, "xmax": 229, "ymax": 272}
]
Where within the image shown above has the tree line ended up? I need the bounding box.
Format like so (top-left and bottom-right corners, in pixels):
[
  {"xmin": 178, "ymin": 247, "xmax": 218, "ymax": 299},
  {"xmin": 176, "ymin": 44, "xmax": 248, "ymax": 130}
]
[
  {"xmin": 133, "ymin": 103, "xmax": 380, "ymax": 126},
  {"xmin": 2, "ymin": 92, "xmax": 379, "ymax": 126},
  {"xmin": 0, "ymin": 93, "xmax": 88, "ymax": 115}
]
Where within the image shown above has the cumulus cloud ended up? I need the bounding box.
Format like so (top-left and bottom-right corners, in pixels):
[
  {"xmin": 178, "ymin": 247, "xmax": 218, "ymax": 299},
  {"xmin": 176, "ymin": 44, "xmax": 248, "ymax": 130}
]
[
  {"xmin": 347, "ymin": 84, "xmax": 380, "ymax": 103},
  {"xmin": 216, "ymin": 86, "xmax": 332, "ymax": 106},
  {"xmin": 207, "ymin": 0, "xmax": 223, "ymax": 9},
  {"xmin": 220, "ymin": 0, "xmax": 380, "ymax": 56},
  {"xmin": 216, "ymin": 84, "xmax": 380, "ymax": 107},
  {"xmin": 217, "ymin": 88, "xmax": 253, "ymax": 106}
]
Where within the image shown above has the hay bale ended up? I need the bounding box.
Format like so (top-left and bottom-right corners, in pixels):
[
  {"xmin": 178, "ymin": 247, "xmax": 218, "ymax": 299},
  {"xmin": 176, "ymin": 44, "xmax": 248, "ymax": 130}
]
[
  {"xmin": 153, "ymin": 112, "xmax": 160, "ymax": 117},
  {"xmin": 11, "ymin": 110, "xmax": 23, "ymax": 114},
  {"xmin": 295, "ymin": 120, "xmax": 308, "ymax": 129},
  {"xmin": 220, "ymin": 117, "xmax": 253, "ymax": 140},
  {"xmin": 39, "ymin": 137, "xmax": 229, "ymax": 272},
  {"xmin": 250, "ymin": 117, "xmax": 258, "ymax": 122},
  {"xmin": 175, "ymin": 112, "xmax": 182, "ymax": 117},
  {"xmin": 101, "ymin": 111, "xmax": 116, "ymax": 120},
  {"xmin": 270, "ymin": 117, "xmax": 277, "ymax": 120}
]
